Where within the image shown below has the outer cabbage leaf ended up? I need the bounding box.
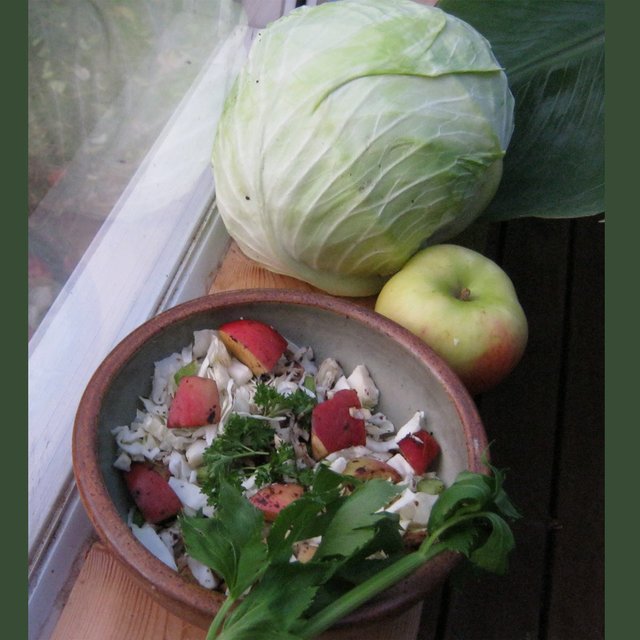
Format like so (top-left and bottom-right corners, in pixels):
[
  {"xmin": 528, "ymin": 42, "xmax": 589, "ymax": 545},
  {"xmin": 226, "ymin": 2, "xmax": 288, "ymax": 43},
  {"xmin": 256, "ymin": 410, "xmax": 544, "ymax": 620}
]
[
  {"xmin": 212, "ymin": 0, "xmax": 514, "ymax": 295},
  {"xmin": 438, "ymin": 0, "xmax": 604, "ymax": 220}
]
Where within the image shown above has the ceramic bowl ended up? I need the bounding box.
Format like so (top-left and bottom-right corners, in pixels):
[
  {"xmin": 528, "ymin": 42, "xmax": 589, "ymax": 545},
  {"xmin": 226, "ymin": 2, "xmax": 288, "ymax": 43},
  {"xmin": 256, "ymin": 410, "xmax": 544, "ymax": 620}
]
[{"xmin": 72, "ymin": 288, "xmax": 488, "ymax": 630}]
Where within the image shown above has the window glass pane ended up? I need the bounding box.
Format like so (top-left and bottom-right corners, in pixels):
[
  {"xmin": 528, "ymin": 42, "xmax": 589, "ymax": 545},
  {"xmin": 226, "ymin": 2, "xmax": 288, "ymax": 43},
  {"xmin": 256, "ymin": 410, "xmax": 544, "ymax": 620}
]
[
  {"xmin": 28, "ymin": 0, "xmax": 303, "ymax": 562},
  {"xmin": 28, "ymin": 0, "xmax": 246, "ymax": 337}
]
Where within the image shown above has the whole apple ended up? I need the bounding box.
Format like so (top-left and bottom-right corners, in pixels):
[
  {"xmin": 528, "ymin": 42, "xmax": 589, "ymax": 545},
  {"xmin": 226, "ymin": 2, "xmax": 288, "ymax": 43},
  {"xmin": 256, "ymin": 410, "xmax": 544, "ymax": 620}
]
[{"xmin": 375, "ymin": 244, "xmax": 528, "ymax": 395}]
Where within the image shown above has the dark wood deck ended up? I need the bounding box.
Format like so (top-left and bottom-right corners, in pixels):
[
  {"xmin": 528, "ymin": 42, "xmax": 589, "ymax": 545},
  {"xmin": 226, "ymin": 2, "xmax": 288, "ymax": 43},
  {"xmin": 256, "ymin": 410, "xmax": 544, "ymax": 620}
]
[{"xmin": 416, "ymin": 215, "xmax": 605, "ymax": 640}]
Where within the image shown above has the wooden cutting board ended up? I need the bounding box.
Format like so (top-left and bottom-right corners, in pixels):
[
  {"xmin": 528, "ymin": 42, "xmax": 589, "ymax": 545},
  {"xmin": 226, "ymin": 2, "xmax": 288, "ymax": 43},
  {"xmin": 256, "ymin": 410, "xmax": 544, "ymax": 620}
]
[{"xmin": 49, "ymin": 242, "xmax": 422, "ymax": 640}]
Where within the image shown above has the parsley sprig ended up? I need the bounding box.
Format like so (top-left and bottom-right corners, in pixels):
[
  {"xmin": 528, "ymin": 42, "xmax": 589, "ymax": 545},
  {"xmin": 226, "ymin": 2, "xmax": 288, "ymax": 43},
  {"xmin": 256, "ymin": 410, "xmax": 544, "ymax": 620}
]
[
  {"xmin": 198, "ymin": 382, "xmax": 317, "ymax": 501},
  {"xmin": 182, "ymin": 461, "xmax": 520, "ymax": 640},
  {"xmin": 253, "ymin": 379, "xmax": 316, "ymax": 423}
]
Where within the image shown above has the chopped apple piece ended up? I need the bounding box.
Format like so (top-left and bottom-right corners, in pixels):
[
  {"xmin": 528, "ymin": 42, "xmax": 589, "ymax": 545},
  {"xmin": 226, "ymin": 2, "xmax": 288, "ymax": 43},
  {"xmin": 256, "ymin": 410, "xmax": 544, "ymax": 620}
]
[
  {"xmin": 403, "ymin": 529, "xmax": 428, "ymax": 549},
  {"xmin": 167, "ymin": 376, "xmax": 220, "ymax": 428},
  {"xmin": 293, "ymin": 540, "xmax": 319, "ymax": 563},
  {"xmin": 218, "ymin": 319, "xmax": 288, "ymax": 375},
  {"xmin": 248, "ymin": 483, "xmax": 305, "ymax": 521},
  {"xmin": 397, "ymin": 430, "xmax": 441, "ymax": 475},
  {"xmin": 124, "ymin": 462, "xmax": 182, "ymax": 524},
  {"xmin": 311, "ymin": 389, "xmax": 366, "ymax": 460},
  {"xmin": 343, "ymin": 456, "xmax": 402, "ymax": 483}
]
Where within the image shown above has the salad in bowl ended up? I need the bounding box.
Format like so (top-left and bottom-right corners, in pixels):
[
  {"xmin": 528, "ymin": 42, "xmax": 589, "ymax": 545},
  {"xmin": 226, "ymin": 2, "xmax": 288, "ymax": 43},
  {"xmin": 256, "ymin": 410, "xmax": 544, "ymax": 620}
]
[{"xmin": 113, "ymin": 317, "xmax": 446, "ymax": 591}]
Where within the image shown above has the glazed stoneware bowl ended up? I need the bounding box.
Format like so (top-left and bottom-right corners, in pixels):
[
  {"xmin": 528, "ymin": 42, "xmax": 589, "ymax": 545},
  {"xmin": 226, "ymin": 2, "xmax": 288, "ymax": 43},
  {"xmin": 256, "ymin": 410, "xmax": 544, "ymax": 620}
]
[{"xmin": 72, "ymin": 289, "xmax": 488, "ymax": 631}]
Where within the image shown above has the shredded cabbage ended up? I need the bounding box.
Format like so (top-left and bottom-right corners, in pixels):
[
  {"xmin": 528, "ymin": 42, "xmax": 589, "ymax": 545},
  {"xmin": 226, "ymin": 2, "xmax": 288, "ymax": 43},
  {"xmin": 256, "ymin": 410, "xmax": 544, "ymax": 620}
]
[{"xmin": 115, "ymin": 326, "xmax": 444, "ymax": 590}]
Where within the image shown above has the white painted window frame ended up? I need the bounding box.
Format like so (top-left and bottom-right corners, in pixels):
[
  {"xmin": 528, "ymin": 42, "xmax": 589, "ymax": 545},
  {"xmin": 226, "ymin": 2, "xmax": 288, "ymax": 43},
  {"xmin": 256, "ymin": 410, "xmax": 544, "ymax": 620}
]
[
  {"xmin": 28, "ymin": 22, "xmax": 244, "ymax": 562},
  {"xmin": 28, "ymin": 2, "xmax": 306, "ymax": 638},
  {"xmin": 27, "ymin": 30, "xmax": 243, "ymax": 640}
]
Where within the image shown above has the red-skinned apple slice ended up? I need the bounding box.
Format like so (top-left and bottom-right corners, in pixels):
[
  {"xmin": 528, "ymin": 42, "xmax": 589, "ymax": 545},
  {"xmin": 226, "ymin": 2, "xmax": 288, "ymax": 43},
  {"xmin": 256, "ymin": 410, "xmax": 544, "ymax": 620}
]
[
  {"xmin": 311, "ymin": 389, "xmax": 366, "ymax": 460},
  {"xmin": 397, "ymin": 430, "xmax": 441, "ymax": 475},
  {"xmin": 218, "ymin": 319, "xmax": 288, "ymax": 375},
  {"xmin": 167, "ymin": 375, "xmax": 220, "ymax": 428},
  {"xmin": 124, "ymin": 462, "xmax": 182, "ymax": 524},
  {"xmin": 248, "ymin": 483, "xmax": 305, "ymax": 521}
]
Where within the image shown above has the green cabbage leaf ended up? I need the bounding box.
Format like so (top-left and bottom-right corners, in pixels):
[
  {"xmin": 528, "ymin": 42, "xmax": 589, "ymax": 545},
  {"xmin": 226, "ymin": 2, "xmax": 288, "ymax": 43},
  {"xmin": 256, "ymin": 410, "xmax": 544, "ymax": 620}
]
[{"xmin": 438, "ymin": 0, "xmax": 604, "ymax": 220}]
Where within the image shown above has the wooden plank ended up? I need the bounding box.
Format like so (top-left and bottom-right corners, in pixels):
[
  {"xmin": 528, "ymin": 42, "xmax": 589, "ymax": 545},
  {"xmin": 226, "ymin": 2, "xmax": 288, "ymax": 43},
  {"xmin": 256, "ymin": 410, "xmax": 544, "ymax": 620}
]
[
  {"xmin": 210, "ymin": 241, "xmax": 321, "ymax": 294},
  {"xmin": 437, "ymin": 217, "xmax": 574, "ymax": 639},
  {"xmin": 210, "ymin": 241, "xmax": 377, "ymax": 310},
  {"xmin": 50, "ymin": 543, "xmax": 207, "ymax": 640},
  {"xmin": 50, "ymin": 540, "xmax": 423, "ymax": 640},
  {"xmin": 544, "ymin": 216, "xmax": 604, "ymax": 638}
]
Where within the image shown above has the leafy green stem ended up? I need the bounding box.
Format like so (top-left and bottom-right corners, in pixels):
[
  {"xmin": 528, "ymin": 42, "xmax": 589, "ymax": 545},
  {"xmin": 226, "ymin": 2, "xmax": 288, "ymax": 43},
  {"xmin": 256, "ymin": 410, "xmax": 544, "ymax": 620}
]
[
  {"xmin": 185, "ymin": 462, "xmax": 518, "ymax": 640},
  {"xmin": 297, "ymin": 550, "xmax": 427, "ymax": 639},
  {"xmin": 206, "ymin": 594, "xmax": 237, "ymax": 640},
  {"xmin": 298, "ymin": 511, "xmax": 491, "ymax": 639}
]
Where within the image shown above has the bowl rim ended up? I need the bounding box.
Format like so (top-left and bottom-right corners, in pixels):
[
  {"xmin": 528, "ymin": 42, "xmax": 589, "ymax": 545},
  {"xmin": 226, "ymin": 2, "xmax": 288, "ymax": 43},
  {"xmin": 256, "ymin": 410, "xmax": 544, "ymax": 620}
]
[{"xmin": 72, "ymin": 288, "xmax": 488, "ymax": 630}]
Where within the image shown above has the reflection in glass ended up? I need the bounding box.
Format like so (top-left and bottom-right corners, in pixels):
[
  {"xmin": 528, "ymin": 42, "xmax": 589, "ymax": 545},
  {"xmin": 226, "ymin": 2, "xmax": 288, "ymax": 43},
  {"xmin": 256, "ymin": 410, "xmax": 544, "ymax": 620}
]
[{"xmin": 28, "ymin": 0, "xmax": 245, "ymax": 336}]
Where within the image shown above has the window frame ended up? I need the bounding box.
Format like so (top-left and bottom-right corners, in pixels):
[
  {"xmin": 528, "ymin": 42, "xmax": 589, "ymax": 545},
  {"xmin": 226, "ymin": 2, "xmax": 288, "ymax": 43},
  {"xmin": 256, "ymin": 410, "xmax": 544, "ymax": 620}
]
[
  {"xmin": 28, "ymin": 24, "xmax": 248, "ymax": 561},
  {"xmin": 27, "ymin": 3, "xmax": 316, "ymax": 637}
]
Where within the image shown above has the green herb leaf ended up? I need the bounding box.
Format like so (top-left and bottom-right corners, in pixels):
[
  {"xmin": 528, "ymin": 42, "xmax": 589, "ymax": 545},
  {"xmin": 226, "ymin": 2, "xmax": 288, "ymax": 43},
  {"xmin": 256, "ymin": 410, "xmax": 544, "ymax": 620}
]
[
  {"xmin": 468, "ymin": 511, "xmax": 516, "ymax": 575},
  {"xmin": 427, "ymin": 471, "xmax": 495, "ymax": 531},
  {"xmin": 490, "ymin": 466, "xmax": 522, "ymax": 521},
  {"xmin": 199, "ymin": 384, "xmax": 317, "ymax": 502},
  {"xmin": 430, "ymin": 526, "xmax": 478, "ymax": 559},
  {"xmin": 298, "ymin": 465, "xmax": 520, "ymax": 638},
  {"xmin": 253, "ymin": 442, "xmax": 302, "ymax": 488},
  {"xmin": 267, "ymin": 492, "xmax": 340, "ymax": 565},
  {"xmin": 427, "ymin": 463, "xmax": 520, "ymax": 534},
  {"xmin": 180, "ymin": 480, "xmax": 267, "ymax": 599},
  {"xmin": 253, "ymin": 381, "xmax": 316, "ymax": 418},
  {"xmin": 198, "ymin": 414, "xmax": 279, "ymax": 500},
  {"xmin": 218, "ymin": 562, "xmax": 336, "ymax": 640},
  {"xmin": 314, "ymin": 479, "xmax": 403, "ymax": 561},
  {"xmin": 266, "ymin": 466, "xmax": 354, "ymax": 563}
]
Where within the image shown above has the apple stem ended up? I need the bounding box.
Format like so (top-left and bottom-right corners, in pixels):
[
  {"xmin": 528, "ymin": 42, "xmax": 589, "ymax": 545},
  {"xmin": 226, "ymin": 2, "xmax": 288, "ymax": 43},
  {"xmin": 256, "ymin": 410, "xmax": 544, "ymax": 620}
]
[{"xmin": 458, "ymin": 287, "xmax": 471, "ymax": 301}]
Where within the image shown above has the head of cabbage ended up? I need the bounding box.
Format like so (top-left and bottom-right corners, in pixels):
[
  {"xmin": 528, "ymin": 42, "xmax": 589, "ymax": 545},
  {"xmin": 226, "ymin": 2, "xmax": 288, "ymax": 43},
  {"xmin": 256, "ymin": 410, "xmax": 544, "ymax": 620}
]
[{"xmin": 212, "ymin": 0, "xmax": 514, "ymax": 296}]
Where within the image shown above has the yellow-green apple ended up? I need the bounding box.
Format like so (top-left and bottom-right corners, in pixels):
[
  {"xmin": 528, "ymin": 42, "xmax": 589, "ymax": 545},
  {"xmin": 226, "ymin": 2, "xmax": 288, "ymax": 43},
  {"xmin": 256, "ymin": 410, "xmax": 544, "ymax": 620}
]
[
  {"xmin": 310, "ymin": 389, "xmax": 366, "ymax": 460},
  {"xmin": 248, "ymin": 483, "xmax": 305, "ymax": 521},
  {"xmin": 375, "ymin": 244, "xmax": 528, "ymax": 395},
  {"xmin": 167, "ymin": 376, "xmax": 220, "ymax": 428},
  {"xmin": 218, "ymin": 318, "xmax": 288, "ymax": 375}
]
